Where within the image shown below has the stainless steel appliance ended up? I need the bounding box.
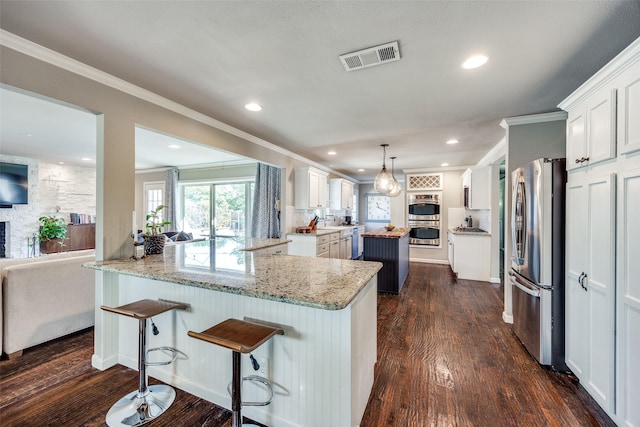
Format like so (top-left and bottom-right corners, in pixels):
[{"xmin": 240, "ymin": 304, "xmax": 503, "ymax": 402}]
[
  {"xmin": 510, "ymin": 158, "xmax": 567, "ymax": 371},
  {"xmin": 408, "ymin": 193, "xmax": 441, "ymax": 246}
]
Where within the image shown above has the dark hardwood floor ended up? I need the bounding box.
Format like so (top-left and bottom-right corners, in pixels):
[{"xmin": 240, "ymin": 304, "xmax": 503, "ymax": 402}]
[{"xmin": 0, "ymin": 263, "xmax": 614, "ymax": 426}]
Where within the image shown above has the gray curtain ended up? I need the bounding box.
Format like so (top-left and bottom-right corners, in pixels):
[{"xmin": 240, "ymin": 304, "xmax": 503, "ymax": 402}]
[
  {"xmin": 165, "ymin": 168, "xmax": 178, "ymax": 231},
  {"xmin": 251, "ymin": 163, "xmax": 281, "ymax": 238}
]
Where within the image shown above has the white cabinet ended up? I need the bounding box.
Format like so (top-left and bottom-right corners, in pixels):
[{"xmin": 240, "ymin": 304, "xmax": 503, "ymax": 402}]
[
  {"xmin": 251, "ymin": 243, "xmax": 288, "ymax": 256},
  {"xmin": 447, "ymin": 231, "xmax": 490, "ymax": 281},
  {"xmin": 286, "ymin": 232, "xmax": 337, "ymax": 257},
  {"xmin": 340, "ymin": 235, "xmax": 352, "ymax": 260},
  {"xmin": 618, "ymin": 61, "xmax": 640, "ymax": 155},
  {"xmin": 447, "ymin": 232, "xmax": 455, "ymax": 272},
  {"xmin": 565, "ymin": 173, "xmax": 616, "ymax": 414},
  {"xmin": 329, "ymin": 232, "xmax": 340, "ymax": 258},
  {"xmin": 329, "ymin": 178, "xmax": 355, "ymax": 210},
  {"xmin": 566, "ymin": 88, "xmax": 617, "ymax": 170},
  {"xmin": 616, "ymin": 167, "xmax": 640, "ymax": 427},
  {"xmin": 462, "ymin": 166, "xmax": 491, "ymax": 210},
  {"xmin": 295, "ymin": 167, "xmax": 328, "ymax": 209}
]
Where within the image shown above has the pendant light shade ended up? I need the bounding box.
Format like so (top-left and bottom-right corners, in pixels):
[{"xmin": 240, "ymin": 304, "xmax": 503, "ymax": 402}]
[
  {"xmin": 387, "ymin": 156, "xmax": 402, "ymax": 197},
  {"xmin": 374, "ymin": 144, "xmax": 394, "ymax": 194}
]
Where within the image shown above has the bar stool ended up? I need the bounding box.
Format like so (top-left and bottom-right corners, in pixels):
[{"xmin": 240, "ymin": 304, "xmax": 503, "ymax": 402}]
[
  {"xmin": 188, "ymin": 318, "xmax": 284, "ymax": 427},
  {"xmin": 101, "ymin": 299, "xmax": 188, "ymax": 427}
]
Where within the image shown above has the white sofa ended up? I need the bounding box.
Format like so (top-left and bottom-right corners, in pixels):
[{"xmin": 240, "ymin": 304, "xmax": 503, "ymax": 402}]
[{"xmin": 0, "ymin": 250, "xmax": 95, "ymax": 357}]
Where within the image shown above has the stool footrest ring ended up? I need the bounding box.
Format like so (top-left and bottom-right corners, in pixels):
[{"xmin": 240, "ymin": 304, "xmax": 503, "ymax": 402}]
[
  {"xmin": 227, "ymin": 375, "xmax": 274, "ymax": 407},
  {"xmin": 145, "ymin": 347, "xmax": 183, "ymax": 366}
]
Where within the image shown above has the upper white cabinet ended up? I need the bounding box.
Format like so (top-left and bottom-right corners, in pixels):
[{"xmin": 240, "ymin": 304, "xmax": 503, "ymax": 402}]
[
  {"xmin": 295, "ymin": 166, "xmax": 328, "ymax": 210},
  {"xmin": 329, "ymin": 178, "xmax": 355, "ymax": 210},
  {"xmin": 618, "ymin": 61, "xmax": 640, "ymax": 155},
  {"xmin": 565, "ymin": 88, "xmax": 617, "ymax": 170},
  {"xmin": 462, "ymin": 166, "xmax": 491, "ymax": 210}
]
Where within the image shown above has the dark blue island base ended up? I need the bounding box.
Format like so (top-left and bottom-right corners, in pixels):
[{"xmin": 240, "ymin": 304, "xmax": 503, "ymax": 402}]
[{"xmin": 363, "ymin": 228, "xmax": 410, "ymax": 294}]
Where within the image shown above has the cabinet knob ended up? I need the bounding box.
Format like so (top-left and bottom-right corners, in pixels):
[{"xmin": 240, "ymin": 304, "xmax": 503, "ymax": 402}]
[{"xmin": 575, "ymin": 158, "xmax": 582, "ymax": 164}]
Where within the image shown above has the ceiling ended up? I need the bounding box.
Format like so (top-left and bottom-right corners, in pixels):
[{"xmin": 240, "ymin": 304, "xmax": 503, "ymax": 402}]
[{"xmin": 1, "ymin": 1, "xmax": 639, "ymax": 181}]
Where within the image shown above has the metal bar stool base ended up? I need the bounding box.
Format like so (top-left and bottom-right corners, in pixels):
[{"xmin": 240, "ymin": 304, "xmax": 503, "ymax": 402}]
[{"xmin": 106, "ymin": 384, "xmax": 176, "ymax": 427}]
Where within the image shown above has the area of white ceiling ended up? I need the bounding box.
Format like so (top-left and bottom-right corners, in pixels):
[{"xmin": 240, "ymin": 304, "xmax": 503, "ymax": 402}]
[
  {"xmin": 1, "ymin": 1, "xmax": 639, "ymax": 180},
  {"xmin": 0, "ymin": 86, "xmax": 250, "ymax": 170}
]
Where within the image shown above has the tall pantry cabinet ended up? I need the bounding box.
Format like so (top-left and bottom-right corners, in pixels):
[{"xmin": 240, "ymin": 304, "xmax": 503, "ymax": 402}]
[{"xmin": 559, "ymin": 37, "xmax": 640, "ymax": 426}]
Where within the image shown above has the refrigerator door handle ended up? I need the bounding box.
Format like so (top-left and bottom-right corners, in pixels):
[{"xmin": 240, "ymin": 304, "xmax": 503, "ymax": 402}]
[{"xmin": 512, "ymin": 277, "xmax": 541, "ymax": 298}]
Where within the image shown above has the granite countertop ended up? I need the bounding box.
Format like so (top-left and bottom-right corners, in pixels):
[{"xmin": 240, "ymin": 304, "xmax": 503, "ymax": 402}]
[
  {"xmin": 449, "ymin": 227, "xmax": 491, "ymax": 236},
  {"xmin": 361, "ymin": 227, "xmax": 411, "ymax": 238},
  {"xmin": 84, "ymin": 240, "xmax": 382, "ymax": 311},
  {"xmin": 240, "ymin": 238, "xmax": 292, "ymax": 251},
  {"xmin": 286, "ymin": 229, "xmax": 342, "ymax": 236}
]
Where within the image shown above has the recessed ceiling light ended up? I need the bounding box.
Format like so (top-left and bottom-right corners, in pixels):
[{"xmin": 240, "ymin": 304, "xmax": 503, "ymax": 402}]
[
  {"xmin": 446, "ymin": 139, "xmax": 459, "ymax": 145},
  {"xmin": 357, "ymin": 169, "xmax": 365, "ymax": 172},
  {"xmin": 441, "ymin": 163, "xmax": 449, "ymax": 167},
  {"xmin": 168, "ymin": 144, "xmax": 181, "ymax": 149},
  {"xmin": 58, "ymin": 161, "xmax": 65, "ymax": 165},
  {"xmin": 244, "ymin": 103, "xmax": 262, "ymax": 112},
  {"xmin": 328, "ymin": 151, "xmax": 337, "ymax": 156},
  {"xmin": 26, "ymin": 133, "xmax": 33, "ymax": 137},
  {"xmin": 81, "ymin": 157, "xmax": 92, "ymax": 162},
  {"xmin": 461, "ymin": 55, "xmax": 488, "ymax": 69}
]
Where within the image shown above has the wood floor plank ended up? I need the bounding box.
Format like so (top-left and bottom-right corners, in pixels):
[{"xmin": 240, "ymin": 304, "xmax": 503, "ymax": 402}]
[{"xmin": 0, "ymin": 263, "xmax": 614, "ymax": 426}]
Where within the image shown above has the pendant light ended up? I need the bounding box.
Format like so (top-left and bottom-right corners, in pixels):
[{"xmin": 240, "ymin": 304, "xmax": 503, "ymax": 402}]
[
  {"xmin": 388, "ymin": 156, "xmax": 402, "ymax": 197},
  {"xmin": 374, "ymin": 144, "xmax": 394, "ymax": 194}
]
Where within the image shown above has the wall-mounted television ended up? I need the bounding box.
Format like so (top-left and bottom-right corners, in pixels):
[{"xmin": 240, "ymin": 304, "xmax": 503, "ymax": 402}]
[{"xmin": 0, "ymin": 162, "xmax": 29, "ymax": 206}]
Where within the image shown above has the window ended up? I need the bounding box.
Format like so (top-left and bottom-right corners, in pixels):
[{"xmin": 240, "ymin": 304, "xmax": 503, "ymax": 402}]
[
  {"xmin": 144, "ymin": 182, "xmax": 166, "ymax": 219},
  {"xmin": 181, "ymin": 180, "xmax": 253, "ymax": 239}
]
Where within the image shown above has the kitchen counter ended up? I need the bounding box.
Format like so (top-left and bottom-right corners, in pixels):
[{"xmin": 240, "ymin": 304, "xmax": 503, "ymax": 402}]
[
  {"xmin": 86, "ymin": 239, "xmax": 380, "ymax": 310},
  {"xmin": 239, "ymin": 237, "xmax": 291, "ymax": 251},
  {"xmin": 86, "ymin": 239, "xmax": 381, "ymax": 426},
  {"xmin": 449, "ymin": 227, "xmax": 491, "ymax": 236},
  {"xmin": 361, "ymin": 227, "xmax": 411, "ymax": 238}
]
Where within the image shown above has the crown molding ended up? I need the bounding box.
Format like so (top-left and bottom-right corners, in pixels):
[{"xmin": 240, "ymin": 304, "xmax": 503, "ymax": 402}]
[
  {"xmin": 500, "ymin": 111, "xmax": 567, "ymax": 129},
  {"xmin": 558, "ymin": 35, "xmax": 640, "ymax": 110},
  {"xmin": 0, "ymin": 29, "xmax": 351, "ymax": 180}
]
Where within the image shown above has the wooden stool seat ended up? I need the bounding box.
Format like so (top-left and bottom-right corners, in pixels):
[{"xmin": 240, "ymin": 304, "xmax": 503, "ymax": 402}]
[
  {"xmin": 188, "ymin": 318, "xmax": 284, "ymax": 427},
  {"xmin": 101, "ymin": 298, "xmax": 188, "ymax": 319},
  {"xmin": 188, "ymin": 318, "xmax": 284, "ymax": 353}
]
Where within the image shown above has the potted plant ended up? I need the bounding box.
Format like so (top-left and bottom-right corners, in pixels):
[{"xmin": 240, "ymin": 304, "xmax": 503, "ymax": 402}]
[
  {"xmin": 143, "ymin": 205, "xmax": 171, "ymax": 255},
  {"xmin": 38, "ymin": 215, "xmax": 68, "ymax": 254}
]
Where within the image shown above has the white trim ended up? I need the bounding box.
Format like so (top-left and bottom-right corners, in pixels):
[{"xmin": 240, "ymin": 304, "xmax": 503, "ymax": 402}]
[
  {"xmin": 559, "ymin": 35, "xmax": 640, "ymax": 110},
  {"xmin": 476, "ymin": 137, "xmax": 506, "ymax": 166},
  {"xmin": 500, "ymin": 111, "xmax": 568, "ymax": 129},
  {"xmin": 403, "ymin": 166, "xmax": 471, "ymax": 174},
  {"xmin": 502, "ymin": 311, "xmax": 514, "ymax": 324},
  {"xmin": 409, "ymin": 258, "xmax": 450, "ymax": 265},
  {"xmin": 490, "ymin": 277, "xmax": 502, "ymax": 284},
  {"xmin": 0, "ymin": 29, "xmax": 359, "ymax": 183}
]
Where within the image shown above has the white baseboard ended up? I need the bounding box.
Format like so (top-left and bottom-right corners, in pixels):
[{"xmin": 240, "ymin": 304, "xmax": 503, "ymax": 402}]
[
  {"xmin": 490, "ymin": 277, "xmax": 502, "ymax": 284},
  {"xmin": 409, "ymin": 258, "xmax": 450, "ymax": 265},
  {"xmin": 502, "ymin": 311, "xmax": 513, "ymax": 324}
]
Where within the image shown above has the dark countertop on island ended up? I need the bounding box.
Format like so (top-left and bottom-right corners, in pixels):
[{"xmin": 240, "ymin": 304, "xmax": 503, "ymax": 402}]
[{"xmin": 361, "ymin": 227, "xmax": 410, "ymax": 238}]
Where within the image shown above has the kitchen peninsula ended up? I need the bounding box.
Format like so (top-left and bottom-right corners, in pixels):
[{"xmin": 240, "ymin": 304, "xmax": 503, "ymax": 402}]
[
  {"xmin": 85, "ymin": 238, "xmax": 382, "ymax": 427},
  {"xmin": 362, "ymin": 227, "xmax": 410, "ymax": 294}
]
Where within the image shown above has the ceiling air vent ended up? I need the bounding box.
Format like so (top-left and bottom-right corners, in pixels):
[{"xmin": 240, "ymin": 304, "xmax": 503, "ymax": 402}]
[{"xmin": 339, "ymin": 41, "xmax": 400, "ymax": 72}]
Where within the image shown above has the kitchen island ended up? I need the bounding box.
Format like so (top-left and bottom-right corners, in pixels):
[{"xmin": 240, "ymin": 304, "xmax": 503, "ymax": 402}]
[
  {"xmin": 362, "ymin": 227, "xmax": 410, "ymax": 294},
  {"xmin": 85, "ymin": 237, "xmax": 381, "ymax": 427}
]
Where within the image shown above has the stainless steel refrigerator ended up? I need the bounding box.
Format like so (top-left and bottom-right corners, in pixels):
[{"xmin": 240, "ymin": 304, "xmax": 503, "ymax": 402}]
[{"xmin": 510, "ymin": 158, "xmax": 568, "ymax": 371}]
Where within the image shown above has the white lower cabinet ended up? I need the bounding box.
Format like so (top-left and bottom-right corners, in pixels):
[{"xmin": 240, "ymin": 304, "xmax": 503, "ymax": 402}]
[
  {"xmin": 447, "ymin": 231, "xmax": 490, "ymax": 281},
  {"xmin": 286, "ymin": 232, "xmax": 339, "ymax": 258},
  {"xmin": 565, "ymin": 173, "xmax": 616, "ymax": 414},
  {"xmin": 617, "ymin": 167, "xmax": 640, "ymax": 427}
]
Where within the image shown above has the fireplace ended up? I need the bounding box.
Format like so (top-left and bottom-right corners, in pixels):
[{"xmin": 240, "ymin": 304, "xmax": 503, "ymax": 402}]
[{"xmin": 0, "ymin": 222, "xmax": 6, "ymax": 258}]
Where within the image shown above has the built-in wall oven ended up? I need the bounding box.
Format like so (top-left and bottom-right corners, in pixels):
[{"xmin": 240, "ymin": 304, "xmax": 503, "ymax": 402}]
[{"xmin": 408, "ymin": 193, "xmax": 441, "ymax": 246}]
